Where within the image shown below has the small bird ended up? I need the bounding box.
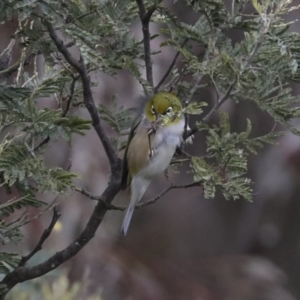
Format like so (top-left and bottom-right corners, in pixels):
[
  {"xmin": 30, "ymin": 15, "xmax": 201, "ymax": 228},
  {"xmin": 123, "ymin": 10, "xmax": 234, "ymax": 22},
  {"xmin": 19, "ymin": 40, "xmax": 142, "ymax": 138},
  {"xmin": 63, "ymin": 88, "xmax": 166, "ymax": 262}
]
[{"xmin": 121, "ymin": 91, "xmax": 188, "ymax": 235}]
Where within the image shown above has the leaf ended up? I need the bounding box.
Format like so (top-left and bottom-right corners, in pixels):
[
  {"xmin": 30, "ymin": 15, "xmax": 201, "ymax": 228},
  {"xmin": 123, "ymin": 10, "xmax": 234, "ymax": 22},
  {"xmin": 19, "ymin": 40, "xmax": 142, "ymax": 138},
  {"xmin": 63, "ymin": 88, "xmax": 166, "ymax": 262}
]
[
  {"xmin": 0, "ymin": 252, "xmax": 20, "ymax": 275},
  {"xmin": 184, "ymin": 102, "xmax": 207, "ymax": 115},
  {"xmin": 219, "ymin": 111, "xmax": 230, "ymax": 136},
  {"xmin": 251, "ymin": 0, "xmax": 263, "ymax": 15},
  {"xmin": 236, "ymin": 119, "xmax": 252, "ymax": 142}
]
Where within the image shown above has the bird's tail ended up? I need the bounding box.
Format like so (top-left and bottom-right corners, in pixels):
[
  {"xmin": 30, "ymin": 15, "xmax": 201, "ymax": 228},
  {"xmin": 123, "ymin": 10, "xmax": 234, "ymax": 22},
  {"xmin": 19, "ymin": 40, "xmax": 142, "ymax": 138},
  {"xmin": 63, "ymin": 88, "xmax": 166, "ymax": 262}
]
[{"xmin": 121, "ymin": 176, "xmax": 150, "ymax": 235}]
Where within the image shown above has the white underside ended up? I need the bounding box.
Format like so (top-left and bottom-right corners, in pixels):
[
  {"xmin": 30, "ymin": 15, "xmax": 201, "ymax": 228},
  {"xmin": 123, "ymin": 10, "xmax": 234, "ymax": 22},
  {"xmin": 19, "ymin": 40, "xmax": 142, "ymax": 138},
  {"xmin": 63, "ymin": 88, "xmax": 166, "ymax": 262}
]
[{"xmin": 138, "ymin": 117, "xmax": 184, "ymax": 178}]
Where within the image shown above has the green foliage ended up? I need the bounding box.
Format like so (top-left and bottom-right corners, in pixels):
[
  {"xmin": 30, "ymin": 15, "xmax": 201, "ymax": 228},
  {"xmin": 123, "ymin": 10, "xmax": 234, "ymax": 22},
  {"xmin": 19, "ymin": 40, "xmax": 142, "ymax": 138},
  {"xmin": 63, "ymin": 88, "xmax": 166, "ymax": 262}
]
[
  {"xmin": 191, "ymin": 112, "xmax": 282, "ymax": 201},
  {"xmin": 0, "ymin": 220, "xmax": 23, "ymax": 245},
  {"xmin": 183, "ymin": 102, "xmax": 207, "ymax": 115}
]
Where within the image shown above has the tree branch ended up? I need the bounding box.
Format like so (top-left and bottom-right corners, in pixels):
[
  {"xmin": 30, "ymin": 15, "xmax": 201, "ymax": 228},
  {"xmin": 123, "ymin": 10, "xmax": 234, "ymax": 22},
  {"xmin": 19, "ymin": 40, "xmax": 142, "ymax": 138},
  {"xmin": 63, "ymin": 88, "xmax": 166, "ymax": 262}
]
[
  {"xmin": 136, "ymin": 0, "xmax": 161, "ymax": 88},
  {"xmin": 62, "ymin": 75, "xmax": 79, "ymax": 117},
  {"xmin": 46, "ymin": 22, "xmax": 118, "ymax": 168},
  {"xmin": 18, "ymin": 208, "xmax": 61, "ymax": 267},
  {"xmin": 154, "ymin": 38, "xmax": 188, "ymax": 93}
]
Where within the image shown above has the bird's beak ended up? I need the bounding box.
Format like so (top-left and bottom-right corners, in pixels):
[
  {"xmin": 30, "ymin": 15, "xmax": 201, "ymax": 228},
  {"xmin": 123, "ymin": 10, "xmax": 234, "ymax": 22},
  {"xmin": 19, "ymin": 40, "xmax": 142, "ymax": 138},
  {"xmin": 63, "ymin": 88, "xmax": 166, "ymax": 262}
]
[{"xmin": 155, "ymin": 113, "xmax": 161, "ymax": 122}]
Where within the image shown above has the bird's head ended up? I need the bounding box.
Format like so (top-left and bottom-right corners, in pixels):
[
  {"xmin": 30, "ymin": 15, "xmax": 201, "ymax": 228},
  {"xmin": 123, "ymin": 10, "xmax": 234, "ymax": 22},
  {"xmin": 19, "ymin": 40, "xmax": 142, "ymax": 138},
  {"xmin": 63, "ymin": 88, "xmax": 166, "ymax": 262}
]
[{"xmin": 145, "ymin": 92, "xmax": 182, "ymax": 126}]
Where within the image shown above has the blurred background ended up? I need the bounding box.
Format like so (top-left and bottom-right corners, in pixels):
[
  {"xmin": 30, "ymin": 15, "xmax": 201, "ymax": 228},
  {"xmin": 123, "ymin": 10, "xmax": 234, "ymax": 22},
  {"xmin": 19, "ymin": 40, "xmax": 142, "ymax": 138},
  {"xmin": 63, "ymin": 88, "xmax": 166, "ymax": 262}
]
[{"xmin": 2, "ymin": 1, "xmax": 300, "ymax": 300}]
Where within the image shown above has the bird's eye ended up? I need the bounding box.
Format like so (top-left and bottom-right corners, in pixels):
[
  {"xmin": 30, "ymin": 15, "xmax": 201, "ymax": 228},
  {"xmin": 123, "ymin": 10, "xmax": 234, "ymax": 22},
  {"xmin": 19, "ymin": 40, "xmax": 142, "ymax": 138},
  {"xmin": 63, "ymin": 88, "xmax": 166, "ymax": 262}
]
[
  {"xmin": 165, "ymin": 107, "xmax": 173, "ymax": 114},
  {"xmin": 151, "ymin": 105, "xmax": 156, "ymax": 115}
]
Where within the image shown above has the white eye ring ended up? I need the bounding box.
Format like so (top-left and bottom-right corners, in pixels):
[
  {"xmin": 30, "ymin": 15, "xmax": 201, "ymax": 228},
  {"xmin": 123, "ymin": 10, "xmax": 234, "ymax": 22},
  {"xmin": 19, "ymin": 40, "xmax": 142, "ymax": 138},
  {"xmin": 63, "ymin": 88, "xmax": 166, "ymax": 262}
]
[
  {"xmin": 165, "ymin": 107, "xmax": 172, "ymax": 114},
  {"xmin": 151, "ymin": 105, "xmax": 156, "ymax": 115}
]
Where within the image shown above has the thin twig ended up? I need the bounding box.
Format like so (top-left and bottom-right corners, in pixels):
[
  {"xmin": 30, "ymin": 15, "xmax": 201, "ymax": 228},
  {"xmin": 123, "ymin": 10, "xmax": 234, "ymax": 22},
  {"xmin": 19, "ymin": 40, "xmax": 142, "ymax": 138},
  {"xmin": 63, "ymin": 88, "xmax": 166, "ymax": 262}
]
[
  {"xmin": 185, "ymin": 78, "xmax": 237, "ymax": 139},
  {"xmin": 137, "ymin": 181, "xmax": 203, "ymax": 208},
  {"xmin": 170, "ymin": 158, "xmax": 191, "ymax": 164},
  {"xmin": 174, "ymin": 147, "xmax": 192, "ymax": 158},
  {"xmin": 75, "ymin": 187, "xmax": 124, "ymax": 211},
  {"xmin": 154, "ymin": 38, "xmax": 188, "ymax": 92},
  {"xmin": 209, "ymin": 74, "xmax": 220, "ymax": 100},
  {"xmin": 76, "ymin": 181, "xmax": 202, "ymax": 211},
  {"xmin": 18, "ymin": 208, "xmax": 61, "ymax": 267},
  {"xmin": 34, "ymin": 136, "xmax": 50, "ymax": 152},
  {"xmin": 165, "ymin": 65, "xmax": 187, "ymax": 92},
  {"xmin": 0, "ymin": 40, "xmax": 14, "ymax": 83},
  {"xmin": 76, "ymin": 10, "xmax": 97, "ymax": 21},
  {"xmin": 11, "ymin": 194, "xmax": 62, "ymax": 230},
  {"xmin": 184, "ymin": 46, "xmax": 211, "ymax": 105},
  {"xmin": 5, "ymin": 209, "xmax": 29, "ymax": 228},
  {"xmin": 203, "ymin": 78, "xmax": 237, "ymax": 123},
  {"xmin": 243, "ymin": 41, "xmax": 263, "ymax": 69},
  {"xmin": 25, "ymin": 142, "xmax": 36, "ymax": 158},
  {"xmin": 62, "ymin": 75, "xmax": 79, "ymax": 117},
  {"xmin": 172, "ymin": 65, "xmax": 187, "ymax": 88}
]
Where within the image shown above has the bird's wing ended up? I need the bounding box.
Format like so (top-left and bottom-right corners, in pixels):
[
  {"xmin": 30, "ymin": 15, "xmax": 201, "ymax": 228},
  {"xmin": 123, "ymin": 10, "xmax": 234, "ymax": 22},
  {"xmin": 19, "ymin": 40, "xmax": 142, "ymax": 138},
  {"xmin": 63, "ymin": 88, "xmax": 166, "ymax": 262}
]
[{"xmin": 121, "ymin": 115, "xmax": 142, "ymax": 190}]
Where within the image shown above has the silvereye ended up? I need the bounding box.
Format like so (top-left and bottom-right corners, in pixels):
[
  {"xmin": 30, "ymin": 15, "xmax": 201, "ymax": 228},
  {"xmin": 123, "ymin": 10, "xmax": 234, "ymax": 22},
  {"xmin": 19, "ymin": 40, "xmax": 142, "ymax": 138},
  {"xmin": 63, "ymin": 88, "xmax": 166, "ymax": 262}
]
[{"xmin": 121, "ymin": 91, "xmax": 187, "ymax": 235}]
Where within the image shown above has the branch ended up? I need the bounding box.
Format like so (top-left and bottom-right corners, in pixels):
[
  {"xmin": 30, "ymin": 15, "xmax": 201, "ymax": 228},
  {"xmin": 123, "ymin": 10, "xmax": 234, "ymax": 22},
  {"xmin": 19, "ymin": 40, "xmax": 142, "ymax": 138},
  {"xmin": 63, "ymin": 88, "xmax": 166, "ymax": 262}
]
[
  {"xmin": 62, "ymin": 75, "xmax": 79, "ymax": 117},
  {"xmin": 185, "ymin": 78, "xmax": 237, "ymax": 140},
  {"xmin": 203, "ymin": 78, "xmax": 237, "ymax": 123},
  {"xmin": 136, "ymin": 181, "xmax": 203, "ymax": 208},
  {"xmin": 76, "ymin": 187, "xmax": 124, "ymax": 211},
  {"xmin": 18, "ymin": 208, "xmax": 61, "ymax": 267},
  {"xmin": 46, "ymin": 22, "xmax": 118, "ymax": 168},
  {"xmin": 154, "ymin": 38, "xmax": 188, "ymax": 93},
  {"xmin": 243, "ymin": 40, "xmax": 263, "ymax": 69},
  {"xmin": 76, "ymin": 181, "xmax": 202, "ymax": 210},
  {"xmin": 136, "ymin": 0, "xmax": 161, "ymax": 88}
]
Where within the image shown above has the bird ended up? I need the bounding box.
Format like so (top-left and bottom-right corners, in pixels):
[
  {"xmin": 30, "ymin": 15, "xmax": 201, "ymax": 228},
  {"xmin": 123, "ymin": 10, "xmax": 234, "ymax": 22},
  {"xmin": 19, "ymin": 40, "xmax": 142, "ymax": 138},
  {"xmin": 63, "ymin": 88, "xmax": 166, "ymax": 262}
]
[{"xmin": 120, "ymin": 91, "xmax": 189, "ymax": 235}]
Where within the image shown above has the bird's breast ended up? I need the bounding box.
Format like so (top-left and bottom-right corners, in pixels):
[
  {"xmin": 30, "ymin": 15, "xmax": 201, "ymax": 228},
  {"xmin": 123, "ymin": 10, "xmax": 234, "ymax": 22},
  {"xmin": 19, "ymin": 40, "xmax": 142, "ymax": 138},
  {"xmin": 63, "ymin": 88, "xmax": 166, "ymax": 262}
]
[{"xmin": 140, "ymin": 119, "xmax": 184, "ymax": 178}]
